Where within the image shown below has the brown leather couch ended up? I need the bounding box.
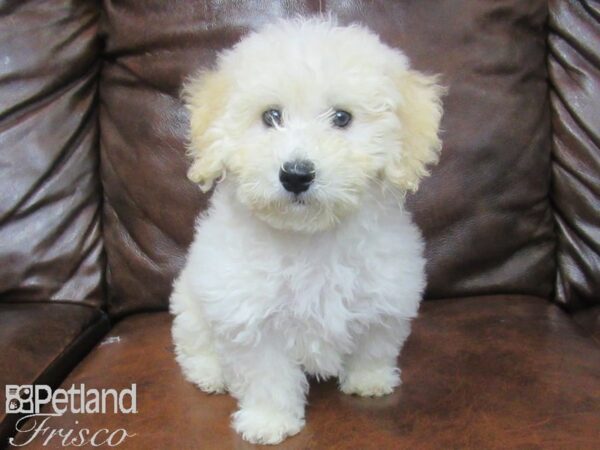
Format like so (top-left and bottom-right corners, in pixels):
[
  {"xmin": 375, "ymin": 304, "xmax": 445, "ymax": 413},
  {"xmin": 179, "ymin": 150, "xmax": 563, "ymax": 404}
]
[{"xmin": 1, "ymin": 1, "xmax": 599, "ymax": 448}]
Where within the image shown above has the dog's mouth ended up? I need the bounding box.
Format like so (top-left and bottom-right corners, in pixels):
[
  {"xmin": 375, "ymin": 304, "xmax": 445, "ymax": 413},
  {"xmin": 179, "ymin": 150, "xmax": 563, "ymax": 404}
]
[
  {"xmin": 241, "ymin": 186, "xmax": 348, "ymax": 233},
  {"xmin": 291, "ymin": 195, "xmax": 307, "ymax": 206}
]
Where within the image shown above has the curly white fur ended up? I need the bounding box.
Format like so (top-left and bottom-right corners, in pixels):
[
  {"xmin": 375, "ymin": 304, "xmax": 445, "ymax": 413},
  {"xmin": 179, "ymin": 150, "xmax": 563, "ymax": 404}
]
[{"xmin": 171, "ymin": 17, "xmax": 443, "ymax": 445}]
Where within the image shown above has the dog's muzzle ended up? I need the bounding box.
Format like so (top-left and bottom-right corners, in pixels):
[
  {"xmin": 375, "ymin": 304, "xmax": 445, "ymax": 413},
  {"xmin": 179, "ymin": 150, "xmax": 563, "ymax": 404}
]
[{"xmin": 279, "ymin": 159, "xmax": 315, "ymax": 194}]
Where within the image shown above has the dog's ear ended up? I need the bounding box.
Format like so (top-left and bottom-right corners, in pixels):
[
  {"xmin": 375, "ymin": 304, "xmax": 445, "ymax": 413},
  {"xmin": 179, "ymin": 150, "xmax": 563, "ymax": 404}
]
[
  {"xmin": 182, "ymin": 70, "xmax": 231, "ymax": 192},
  {"xmin": 384, "ymin": 67, "xmax": 445, "ymax": 193}
]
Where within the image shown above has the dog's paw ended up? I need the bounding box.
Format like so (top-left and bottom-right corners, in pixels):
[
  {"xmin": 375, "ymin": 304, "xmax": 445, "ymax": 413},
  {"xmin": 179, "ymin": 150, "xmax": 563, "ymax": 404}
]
[
  {"xmin": 176, "ymin": 353, "xmax": 226, "ymax": 394},
  {"xmin": 340, "ymin": 366, "xmax": 401, "ymax": 397},
  {"xmin": 232, "ymin": 407, "xmax": 304, "ymax": 445}
]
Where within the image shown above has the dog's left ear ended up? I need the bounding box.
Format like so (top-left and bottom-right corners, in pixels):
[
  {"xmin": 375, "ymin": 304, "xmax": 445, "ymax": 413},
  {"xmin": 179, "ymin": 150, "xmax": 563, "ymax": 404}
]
[{"xmin": 384, "ymin": 66, "xmax": 445, "ymax": 193}]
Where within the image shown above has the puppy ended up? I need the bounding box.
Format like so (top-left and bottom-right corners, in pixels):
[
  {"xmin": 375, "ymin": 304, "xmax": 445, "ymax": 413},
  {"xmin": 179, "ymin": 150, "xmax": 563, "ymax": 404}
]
[{"xmin": 170, "ymin": 18, "xmax": 443, "ymax": 445}]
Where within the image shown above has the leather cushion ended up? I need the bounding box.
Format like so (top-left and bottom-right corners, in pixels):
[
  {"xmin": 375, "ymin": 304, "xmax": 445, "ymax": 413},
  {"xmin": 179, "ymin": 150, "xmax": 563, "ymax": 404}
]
[
  {"xmin": 99, "ymin": 0, "xmax": 555, "ymax": 317},
  {"xmin": 0, "ymin": 302, "xmax": 109, "ymax": 446},
  {"xmin": 574, "ymin": 306, "xmax": 600, "ymax": 346},
  {"xmin": 13, "ymin": 296, "xmax": 600, "ymax": 448},
  {"xmin": 0, "ymin": 0, "xmax": 105, "ymax": 304}
]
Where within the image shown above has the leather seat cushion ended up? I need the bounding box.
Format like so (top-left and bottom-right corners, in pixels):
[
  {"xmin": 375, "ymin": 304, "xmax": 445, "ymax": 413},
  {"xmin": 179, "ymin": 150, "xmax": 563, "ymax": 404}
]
[
  {"xmin": 574, "ymin": 306, "xmax": 600, "ymax": 345},
  {"xmin": 13, "ymin": 296, "xmax": 600, "ymax": 448},
  {"xmin": 0, "ymin": 302, "xmax": 109, "ymax": 445}
]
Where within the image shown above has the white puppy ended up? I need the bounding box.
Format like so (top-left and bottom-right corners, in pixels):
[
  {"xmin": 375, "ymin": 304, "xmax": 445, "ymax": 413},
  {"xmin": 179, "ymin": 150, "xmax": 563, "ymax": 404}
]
[{"xmin": 170, "ymin": 18, "xmax": 443, "ymax": 445}]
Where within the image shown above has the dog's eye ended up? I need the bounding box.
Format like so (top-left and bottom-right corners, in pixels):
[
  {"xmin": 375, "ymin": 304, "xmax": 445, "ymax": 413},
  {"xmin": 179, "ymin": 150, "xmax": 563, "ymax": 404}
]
[
  {"xmin": 332, "ymin": 110, "xmax": 352, "ymax": 128},
  {"xmin": 262, "ymin": 109, "xmax": 282, "ymax": 128}
]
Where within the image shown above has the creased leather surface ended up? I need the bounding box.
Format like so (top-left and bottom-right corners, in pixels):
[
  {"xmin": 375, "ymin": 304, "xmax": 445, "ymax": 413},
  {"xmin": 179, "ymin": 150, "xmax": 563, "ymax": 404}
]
[
  {"xmin": 549, "ymin": 0, "xmax": 600, "ymax": 312},
  {"xmin": 0, "ymin": 301, "xmax": 110, "ymax": 446},
  {"xmin": 100, "ymin": 1, "xmax": 555, "ymax": 317},
  {"xmin": 13, "ymin": 296, "xmax": 600, "ymax": 449},
  {"xmin": 0, "ymin": 0, "xmax": 105, "ymax": 305}
]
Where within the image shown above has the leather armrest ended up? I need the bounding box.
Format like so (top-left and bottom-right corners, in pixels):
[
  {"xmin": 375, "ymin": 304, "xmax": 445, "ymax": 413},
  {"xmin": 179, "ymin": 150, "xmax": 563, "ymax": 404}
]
[{"xmin": 0, "ymin": 301, "xmax": 110, "ymax": 445}]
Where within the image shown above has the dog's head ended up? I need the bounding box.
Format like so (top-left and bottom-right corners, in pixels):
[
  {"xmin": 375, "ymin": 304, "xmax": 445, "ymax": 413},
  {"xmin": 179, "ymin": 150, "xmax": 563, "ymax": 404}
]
[{"xmin": 183, "ymin": 18, "xmax": 444, "ymax": 233}]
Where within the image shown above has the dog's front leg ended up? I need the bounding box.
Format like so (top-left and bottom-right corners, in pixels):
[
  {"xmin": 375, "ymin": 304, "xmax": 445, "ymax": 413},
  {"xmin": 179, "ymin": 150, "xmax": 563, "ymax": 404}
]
[
  {"xmin": 222, "ymin": 338, "xmax": 307, "ymax": 445},
  {"xmin": 339, "ymin": 317, "xmax": 412, "ymax": 397}
]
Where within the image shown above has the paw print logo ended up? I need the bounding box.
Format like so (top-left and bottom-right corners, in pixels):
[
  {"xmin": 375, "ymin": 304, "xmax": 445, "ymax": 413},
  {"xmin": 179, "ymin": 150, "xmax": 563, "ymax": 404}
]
[{"xmin": 5, "ymin": 385, "xmax": 34, "ymax": 414}]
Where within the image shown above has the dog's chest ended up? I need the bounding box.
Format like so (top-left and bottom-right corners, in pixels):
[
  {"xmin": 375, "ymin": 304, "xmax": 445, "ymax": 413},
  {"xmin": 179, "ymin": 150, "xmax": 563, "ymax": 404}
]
[
  {"xmin": 274, "ymin": 265, "xmax": 362, "ymax": 376},
  {"xmin": 265, "ymin": 242, "xmax": 377, "ymax": 371}
]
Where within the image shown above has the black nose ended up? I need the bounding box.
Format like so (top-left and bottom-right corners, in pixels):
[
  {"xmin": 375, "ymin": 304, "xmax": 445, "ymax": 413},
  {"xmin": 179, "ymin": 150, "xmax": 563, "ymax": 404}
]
[{"xmin": 279, "ymin": 159, "xmax": 315, "ymax": 194}]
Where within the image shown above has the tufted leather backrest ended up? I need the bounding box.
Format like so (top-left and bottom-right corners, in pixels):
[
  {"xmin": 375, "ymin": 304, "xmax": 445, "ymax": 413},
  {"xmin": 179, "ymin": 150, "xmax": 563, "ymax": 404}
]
[
  {"xmin": 4, "ymin": 1, "xmax": 599, "ymax": 319},
  {"xmin": 99, "ymin": 0, "xmax": 556, "ymax": 318},
  {"xmin": 0, "ymin": 0, "xmax": 104, "ymax": 306}
]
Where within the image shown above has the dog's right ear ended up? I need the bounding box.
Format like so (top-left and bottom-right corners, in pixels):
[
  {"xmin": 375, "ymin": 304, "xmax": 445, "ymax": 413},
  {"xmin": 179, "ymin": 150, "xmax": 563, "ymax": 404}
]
[{"xmin": 182, "ymin": 70, "xmax": 231, "ymax": 193}]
